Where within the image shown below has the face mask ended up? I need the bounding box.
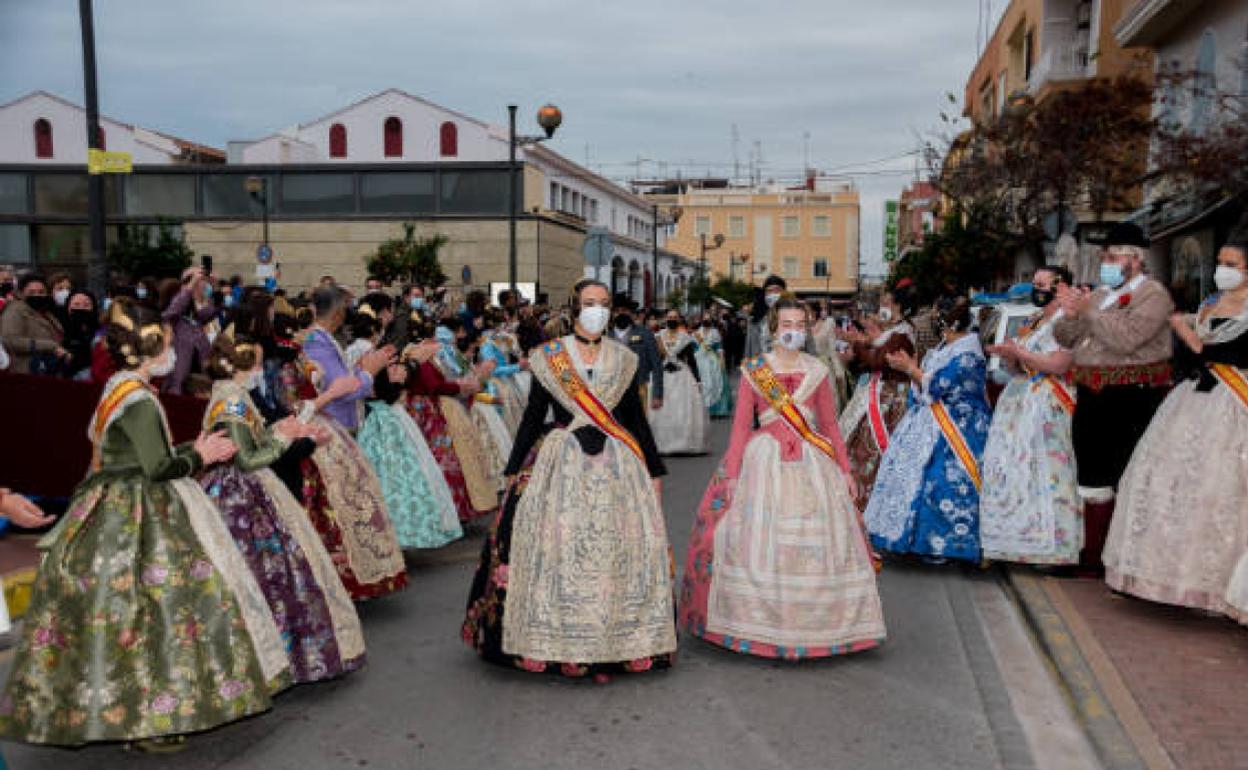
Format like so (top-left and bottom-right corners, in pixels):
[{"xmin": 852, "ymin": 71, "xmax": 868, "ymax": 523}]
[
  {"xmin": 1031, "ymin": 288, "xmax": 1055, "ymax": 307},
  {"xmin": 149, "ymin": 348, "xmax": 177, "ymax": 378},
  {"xmin": 777, "ymin": 330, "xmax": 806, "ymax": 351},
  {"xmin": 877, "ymin": 307, "xmax": 894, "ymax": 323},
  {"xmin": 135, "ymin": 286, "xmax": 148, "ymax": 300},
  {"xmin": 69, "ymin": 309, "xmax": 96, "ymax": 326},
  {"xmin": 53, "ymin": 289, "xmax": 70, "ymax": 306},
  {"xmin": 410, "ymin": 297, "xmax": 425, "ymax": 310},
  {"xmin": 434, "ymin": 327, "xmax": 454, "ymax": 345},
  {"xmin": 666, "ymin": 319, "xmax": 679, "ymax": 330},
  {"xmin": 223, "ymin": 294, "xmax": 235, "ymax": 308},
  {"xmin": 764, "ymin": 293, "xmax": 780, "ymax": 308},
  {"xmin": 1099, "ymin": 263, "xmax": 1125, "ymax": 289},
  {"xmin": 1214, "ymin": 265, "xmax": 1245, "ymax": 292},
  {"xmin": 203, "ymin": 283, "xmax": 214, "ymax": 299},
  {"xmin": 612, "ymin": 314, "xmax": 632, "ymax": 331},
  {"xmin": 101, "ymin": 297, "xmax": 112, "ymax": 311},
  {"xmin": 26, "ymin": 295, "xmax": 53, "ymax": 313},
  {"xmin": 0, "ymin": 282, "xmax": 12, "ymax": 297},
  {"xmin": 578, "ymin": 305, "xmax": 610, "ymax": 335}
]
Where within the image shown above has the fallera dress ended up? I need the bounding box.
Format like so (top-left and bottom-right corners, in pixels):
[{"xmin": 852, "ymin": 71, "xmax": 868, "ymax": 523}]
[
  {"xmin": 201, "ymin": 380, "xmax": 367, "ymax": 682},
  {"xmin": 865, "ymin": 334, "xmax": 990, "ymax": 563},
  {"xmin": 404, "ymin": 360, "xmax": 479, "ymax": 522},
  {"xmin": 0, "ymin": 372, "xmax": 290, "ymax": 745},
  {"xmin": 464, "ymin": 336, "xmax": 677, "ymax": 677},
  {"xmin": 649, "ymin": 330, "xmax": 709, "ymax": 455},
  {"xmin": 681, "ymin": 353, "xmax": 886, "ymax": 659}
]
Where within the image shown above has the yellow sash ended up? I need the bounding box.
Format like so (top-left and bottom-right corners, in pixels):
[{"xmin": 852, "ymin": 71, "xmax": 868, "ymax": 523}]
[
  {"xmin": 90, "ymin": 379, "xmax": 149, "ymax": 471},
  {"xmin": 1210, "ymin": 363, "xmax": 1248, "ymax": 412},
  {"xmin": 543, "ymin": 339, "xmax": 644, "ymax": 463},
  {"xmin": 743, "ymin": 356, "xmax": 842, "ymax": 465},
  {"xmin": 931, "ymin": 401, "xmax": 981, "ymax": 491}
]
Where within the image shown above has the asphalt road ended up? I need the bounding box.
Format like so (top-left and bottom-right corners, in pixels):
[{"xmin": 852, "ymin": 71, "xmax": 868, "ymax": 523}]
[{"xmin": 0, "ymin": 411, "xmax": 1098, "ymax": 770}]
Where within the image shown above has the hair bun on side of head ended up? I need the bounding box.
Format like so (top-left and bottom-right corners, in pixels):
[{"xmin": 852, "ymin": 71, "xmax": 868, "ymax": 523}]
[{"xmin": 104, "ymin": 297, "xmax": 166, "ymax": 369}]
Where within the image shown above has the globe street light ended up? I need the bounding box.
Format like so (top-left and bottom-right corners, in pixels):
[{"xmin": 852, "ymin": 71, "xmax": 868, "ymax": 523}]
[{"xmin": 509, "ymin": 104, "xmax": 562, "ymax": 294}]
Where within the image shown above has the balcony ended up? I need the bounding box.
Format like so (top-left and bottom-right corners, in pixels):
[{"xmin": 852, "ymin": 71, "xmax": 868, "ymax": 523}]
[{"xmin": 1028, "ymin": 42, "xmax": 1092, "ymax": 95}]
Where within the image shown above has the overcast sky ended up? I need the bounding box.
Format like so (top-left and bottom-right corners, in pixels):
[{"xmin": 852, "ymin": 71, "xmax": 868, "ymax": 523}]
[{"xmin": 0, "ymin": 0, "xmax": 1005, "ymax": 276}]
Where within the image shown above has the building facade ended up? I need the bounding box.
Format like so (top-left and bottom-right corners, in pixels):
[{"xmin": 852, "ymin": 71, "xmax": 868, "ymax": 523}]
[
  {"xmin": 897, "ymin": 180, "xmax": 938, "ymax": 256},
  {"xmin": 643, "ymin": 177, "xmax": 861, "ymax": 298}
]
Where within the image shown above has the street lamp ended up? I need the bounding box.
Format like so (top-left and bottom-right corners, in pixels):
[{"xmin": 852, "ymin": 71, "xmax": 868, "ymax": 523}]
[
  {"xmin": 509, "ymin": 103, "xmax": 562, "ymax": 294},
  {"xmin": 698, "ymin": 232, "xmax": 725, "ymax": 312},
  {"xmin": 245, "ymin": 176, "xmax": 270, "ymax": 258},
  {"xmin": 651, "ymin": 205, "xmax": 681, "ymax": 308}
]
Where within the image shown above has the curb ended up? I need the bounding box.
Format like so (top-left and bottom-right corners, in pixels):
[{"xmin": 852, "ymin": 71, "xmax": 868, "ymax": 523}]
[{"xmin": 1000, "ymin": 568, "xmax": 1150, "ymax": 770}]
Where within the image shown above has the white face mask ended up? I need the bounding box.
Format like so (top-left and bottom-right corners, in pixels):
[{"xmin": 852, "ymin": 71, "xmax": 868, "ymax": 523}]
[
  {"xmin": 53, "ymin": 288, "xmax": 70, "ymax": 306},
  {"xmin": 878, "ymin": 307, "xmax": 894, "ymax": 323},
  {"xmin": 135, "ymin": 285, "xmax": 148, "ymax": 300},
  {"xmin": 1214, "ymin": 264, "xmax": 1245, "ymax": 292},
  {"xmin": 764, "ymin": 292, "xmax": 780, "ymax": 308},
  {"xmin": 578, "ymin": 305, "xmax": 610, "ymax": 336},
  {"xmin": 777, "ymin": 330, "xmax": 806, "ymax": 351},
  {"xmin": 148, "ymin": 348, "xmax": 177, "ymax": 378}
]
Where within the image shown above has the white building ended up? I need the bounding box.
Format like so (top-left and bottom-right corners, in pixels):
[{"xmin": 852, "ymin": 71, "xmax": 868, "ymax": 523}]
[
  {"xmin": 228, "ymin": 88, "xmax": 691, "ymax": 304},
  {"xmin": 0, "ymin": 91, "xmax": 223, "ymax": 165}
]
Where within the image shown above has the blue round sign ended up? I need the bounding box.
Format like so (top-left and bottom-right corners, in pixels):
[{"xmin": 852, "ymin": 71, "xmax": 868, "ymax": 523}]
[
  {"xmin": 256, "ymin": 244, "xmax": 274, "ymax": 264},
  {"xmin": 461, "ymin": 265, "xmax": 472, "ymax": 284}
]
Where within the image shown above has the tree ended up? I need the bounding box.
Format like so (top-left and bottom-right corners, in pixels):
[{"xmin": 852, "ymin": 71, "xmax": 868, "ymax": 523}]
[
  {"xmin": 1153, "ymin": 68, "xmax": 1248, "ymax": 203},
  {"xmin": 685, "ymin": 275, "xmax": 713, "ymax": 310},
  {"xmin": 709, "ymin": 277, "xmax": 754, "ymax": 308},
  {"xmin": 366, "ymin": 223, "xmax": 448, "ymax": 288},
  {"xmin": 108, "ymin": 220, "xmax": 193, "ymax": 280},
  {"xmin": 889, "ymin": 211, "xmax": 1012, "ymax": 299}
]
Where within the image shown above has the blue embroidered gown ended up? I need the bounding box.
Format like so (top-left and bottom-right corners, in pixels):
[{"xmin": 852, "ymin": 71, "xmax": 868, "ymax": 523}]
[{"xmin": 864, "ymin": 334, "xmax": 990, "ymax": 563}]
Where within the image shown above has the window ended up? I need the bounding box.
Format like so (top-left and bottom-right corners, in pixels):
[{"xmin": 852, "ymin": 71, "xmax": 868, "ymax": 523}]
[
  {"xmin": 813, "ymin": 258, "xmax": 829, "ymax": 278},
  {"xmin": 329, "ymin": 123, "xmax": 347, "ymax": 158},
  {"xmin": 728, "ymin": 216, "xmax": 745, "ymax": 238},
  {"xmin": 572, "ymin": 191, "xmax": 581, "ymax": 217},
  {"xmin": 125, "ymin": 174, "xmax": 196, "ymax": 216},
  {"xmin": 0, "ymin": 225, "xmax": 30, "ymax": 264},
  {"xmin": 782, "ymin": 256, "xmax": 800, "ymax": 278},
  {"xmin": 34, "ymin": 174, "xmax": 88, "ymax": 214},
  {"xmin": 0, "ymin": 174, "xmax": 28, "ymax": 215},
  {"xmin": 33, "ymin": 119, "xmax": 53, "ymax": 158},
  {"xmin": 360, "ymin": 171, "xmax": 436, "ymax": 213},
  {"xmin": 781, "ymin": 215, "xmax": 800, "ymax": 238},
  {"xmin": 280, "ymin": 174, "xmax": 355, "ymax": 214},
  {"xmin": 439, "ymin": 122, "xmax": 458, "ymax": 157},
  {"xmin": 202, "ymin": 173, "xmax": 272, "ymax": 216},
  {"xmin": 590, "ymin": 199, "xmax": 598, "ymax": 223},
  {"xmin": 694, "ymin": 215, "xmax": 711, "ymax": 237},
  {"xmin": 439, "ymin": 170, "xmax": 508, "ymax": 214},
  {"xmin": 549, "ymin": 182, "xmax": 558, "ymax": 209},
  {"xmin": 812, "ymin": 215, "xmax": 831, "ymax": 237},
  {"xmin": 1024, "ymin": 30, "xmax": 1035, "ymax": 82},
  {"xmin": 1191, "ymin": 30, "xmax": 1217, "ymax": 133},
  {"xmin": 383, "ymin": 116, "xmax": 403, "ymax": 157}
]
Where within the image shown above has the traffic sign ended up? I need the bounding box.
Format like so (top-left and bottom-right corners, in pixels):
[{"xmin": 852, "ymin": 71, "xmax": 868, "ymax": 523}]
[{"xmin": 256, "ymin": 243, "xmax": 274, "ymax": 264}]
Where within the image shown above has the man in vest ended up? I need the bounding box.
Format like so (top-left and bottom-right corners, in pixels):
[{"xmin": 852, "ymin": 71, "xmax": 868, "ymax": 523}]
[{"xmin": 1054, "ymin": 222, "xmax": 1173, "ymax": 573}]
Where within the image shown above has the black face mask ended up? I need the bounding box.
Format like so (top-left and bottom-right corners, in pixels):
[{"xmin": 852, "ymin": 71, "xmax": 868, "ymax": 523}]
[
  {"xmin": 666, "ymin": 320, "xmax": 679, "ymax": 330},
  {"xmin": 613, "ymin": 314, "xmax": 632, "ymax": 331},
  {"xmin": 69, "ymin": 309, "xmax": 97, "ymax": 327},
  {"xmin": 1031, "ymin": 288, "xmax": 1055, "ymax": 307},
  {"xmin": 25, "ymin": 295, "xmax": 53, "ymax": 313},
  {"xmin": 456, "ymin": 337, "xmax": 471, "ymax": 352},
  {"xmin": 0, "ymin": 282, "xmax": 13, "ymax": 297}
]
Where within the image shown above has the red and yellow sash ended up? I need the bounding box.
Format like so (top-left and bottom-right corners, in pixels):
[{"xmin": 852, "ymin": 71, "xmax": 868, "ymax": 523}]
[
  {"xmin": 744, "ymin": 356, "xmax": 841, "ymax": 465},
  {"xmin": 543, "ymin": 339, "xmax": 644, "ymax": 463},
  {"xmin": 867, "ymin": 373, "xmax": 890, "ymax": 452},
  {"xmin": 1210, "ymin": 363, "xmax": 1248, "ymax": 413},
  {"xmin": 90, "ymin": 378, "xmax": 149, "ymax": 471},
  {"xmin": 931, "ymin": 401, "xmax": 981, "ymax": 491},
  {"xmin": 1029, "ymin": 373, "xmax": 1075, "ymax": 414}
]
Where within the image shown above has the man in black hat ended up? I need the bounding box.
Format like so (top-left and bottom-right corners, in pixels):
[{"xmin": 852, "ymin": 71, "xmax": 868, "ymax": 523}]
[
  {"xmin": 1054, "ymin": 221, "xmax": 1173, "ymax": 573},
  {"xmin": 611, "ymin": 295, "xmax": 664, "ymax": 411},
  {"xmin": 745, "ymin": 275, "xmax": 789, "ymax": 359}
]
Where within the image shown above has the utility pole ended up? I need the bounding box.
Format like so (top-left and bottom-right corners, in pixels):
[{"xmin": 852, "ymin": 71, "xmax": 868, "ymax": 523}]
[{"xmin": 80, "ymin": 0, "xmax": 107, "ymax": 298}]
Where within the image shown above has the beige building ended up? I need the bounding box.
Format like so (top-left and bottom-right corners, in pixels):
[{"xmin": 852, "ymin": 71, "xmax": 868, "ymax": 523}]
[{"xmin": 644, "ymin": 178, "xmax": 860, "ymax": 297}]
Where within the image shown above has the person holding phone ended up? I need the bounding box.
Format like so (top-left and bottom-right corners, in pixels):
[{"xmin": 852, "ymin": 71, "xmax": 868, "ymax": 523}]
[{"xmin": 159, "ymin": 264, "xmax": 217, "ymax": 395}]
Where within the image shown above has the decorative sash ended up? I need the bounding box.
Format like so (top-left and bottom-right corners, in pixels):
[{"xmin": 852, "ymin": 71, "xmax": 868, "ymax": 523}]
[
  {"xmin": 867, "ymin": 373, "xmax": 890, "ymax": 452},
  {"xmin": 931, "ymin": 401, "xmax": 981, "ymax": 491},
  {"xmin": 1030, "ymin": 374, "xmax": 1075, "ymax": 414},
  {"xmin": 744, "ymin": 356, "xmax": 842, "ymax": 465},
  {"xmin": 1210, "ymin": 363, "xmax": 1248, "ymax": 413},
  {"xmin": 90, "ymin": 378, "xmax": 149, "ymax": 472},
  {"xmin": 543, "ymin": 339, "xmax": 644, "ymax": 463}
]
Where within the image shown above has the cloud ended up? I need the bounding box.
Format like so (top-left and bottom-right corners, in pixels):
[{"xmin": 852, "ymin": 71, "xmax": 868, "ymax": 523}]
[{"xmin": 0, "ymin": 0, "xmax": 995, "ymax": 273}]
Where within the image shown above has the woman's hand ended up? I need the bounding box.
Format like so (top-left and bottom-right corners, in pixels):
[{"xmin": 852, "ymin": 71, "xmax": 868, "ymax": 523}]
[
  {"xmin": 325, "ymin": 375, "xmax": 361, "ymax": 401},
  {"xmin": 885, "ymin": 349, "xmax": 921, "ymax": 381},
  {"xmin": 194, "ymin": 431, "xmax": 237, "ymax": 465},
  {"xmin": 0, "ymin": 491, "xmax": 56, "ymax": 529},
  {"xmin": 273, "ymin": 416, "xmax": 302, "ymax": 441}
]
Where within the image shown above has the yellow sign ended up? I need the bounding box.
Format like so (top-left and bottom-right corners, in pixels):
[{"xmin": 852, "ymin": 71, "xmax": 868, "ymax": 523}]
[{"xmin": 87, "ymin": 149, "xmax": 132, "ymax": 174}]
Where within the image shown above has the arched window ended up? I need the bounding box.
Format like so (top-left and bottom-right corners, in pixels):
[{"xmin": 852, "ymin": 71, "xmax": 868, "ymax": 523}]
[
  {"xmin": 329, "ymin": 123, "xmax": 347, "ymax": 158},
  {"xmin": 383, "ymin": 117, "xmax": 403, "ymax": 158},
  {"xmin": 33, "ymin": 118, "xmax": 53, "ymax": 158},
  {"xmin": 97, "ymin": 125, "xmax": 106, "ymax": 150},
  {"xmin": 439, "ymin": 121, "xmax": 458, "ymax": 157}
]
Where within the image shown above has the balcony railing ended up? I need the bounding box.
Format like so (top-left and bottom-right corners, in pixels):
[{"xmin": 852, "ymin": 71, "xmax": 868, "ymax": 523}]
[{"xmin": 1029, "ymin": 42, "xmax": 1092, "ymax": 94}]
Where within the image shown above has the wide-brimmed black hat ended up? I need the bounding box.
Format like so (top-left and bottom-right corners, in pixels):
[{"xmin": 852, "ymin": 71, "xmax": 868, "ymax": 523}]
[
  {"xmin": 762, "ymin": 274, "xmax": 787, "ymax": 290},
  {"xmin": 1094, "ymin": 222, "xmax": 1150, "ymax": 249}
]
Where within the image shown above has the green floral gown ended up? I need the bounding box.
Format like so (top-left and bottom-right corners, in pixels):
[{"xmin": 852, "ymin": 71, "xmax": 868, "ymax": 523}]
[{"xmin": 0, "ymin": 373, "xmax": 290, "ymax": 746}]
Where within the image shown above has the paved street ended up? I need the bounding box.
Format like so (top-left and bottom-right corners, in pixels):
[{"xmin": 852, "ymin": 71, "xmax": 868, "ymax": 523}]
[{"xmin": 0, "ymin": 415, "xmax": 1096, "ymax": 770}]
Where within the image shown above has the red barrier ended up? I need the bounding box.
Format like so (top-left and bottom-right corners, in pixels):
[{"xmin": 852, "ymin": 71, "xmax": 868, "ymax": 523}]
[{"xmin": 0, "ymin": 372, "xmax": 207, "ymax": 498}]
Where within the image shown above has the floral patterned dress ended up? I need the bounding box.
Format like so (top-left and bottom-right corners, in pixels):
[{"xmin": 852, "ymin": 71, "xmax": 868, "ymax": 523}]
[
  {"xmin": 404, "ymin": 361, "xmax": 477, "ymax": 522},
  {"xmin": 201, "ymin": 381, "xmax": 367, "ymax": 683},
  {"xmin": 865, "ymin": 334, "xmax": 991, "ymax": 563},
  {"xmin": 980, "ymin": 315, "xmax": 1081, "ymax": 564},
  {"xmin": 0, "ymin": 373, "xmax": 290, "ymax": 746}
]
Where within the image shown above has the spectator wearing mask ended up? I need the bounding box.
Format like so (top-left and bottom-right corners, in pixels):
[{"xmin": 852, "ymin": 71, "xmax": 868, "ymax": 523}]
[
  {"xmin": 0, "ymin": 273, "xmax": 67, "ymax": 375},
  {"xmin": 745, "ymin": 275, "xmax": 789, "ymax": 359},
  {"xmin": 0, "ymin": 266, "xmax": 15, "ymax": 314},
  {"xmin": 60, "ymin": 290, "xmax": 99, "ymax": 380},
  {"xmin": 611, "ymin": 298, "xmax": 664, "ymax": 411},
  {"xmin": 159, "ymin": 267, "xmax": 217, "ymax": 395},
  {"xmin": 48, "ymin": 272, "xmax": 73, "ymax": 326}
]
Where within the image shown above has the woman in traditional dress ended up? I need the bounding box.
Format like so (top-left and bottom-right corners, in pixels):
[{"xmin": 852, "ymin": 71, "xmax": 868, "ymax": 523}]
[
  {"xmin": 693, "ymin": 316, "xmax": 731, "ymax": 418},
  {"xmin": 480, "ymin": 322, "xmax": 528, "ymax": 434},
  {"xmin": 980, "ymin": 266, "xmax": 1082, "ymax": 565},
  {"xmin": 464, "ymin": 280, "xmax": 676, "ymax": 680},
  {"xmin": 649, "ymin": 312, "xmax": 709, "ymax": 455},
  {"xmin": 0, "ymin": 300, "xmax": 290, "ymax": 748},
  {"xmin": 431, "ymin": 323, "xmax": 502, "ymax": 516},
  {"xmin": 282, "ymin": 306, "xmax": 408, "ymax": 600},
  {"xmin": 1104, "ymin": 238, "xmax": 1248, "ymax": 617},
  {"xmin": 358, "ymin": 338, "xmax": 463, "ymax": 551},
  {"xmin": 681, "ymin": 298, "xmax": 886, "ymax": 660},
  {"xmin": 201, "ymin": 337, "xmax": 367, "ymax": 683},
  {"xmin": 865, "ymin": 298, "xmax": 990, "ymax": 564},
  {"xmin": 836, "ymin": 288, "xmax": 918, "ymax": 511},
  {"xmin": 810, "ymin": 303, "xmax": 854, "ymax": 409}
]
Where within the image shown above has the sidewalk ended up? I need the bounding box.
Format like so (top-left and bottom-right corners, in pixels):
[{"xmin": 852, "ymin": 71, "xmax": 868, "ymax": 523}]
[{"xmin": 1006, "ymin": 569, "xmax": 1248, "ymax": 770}]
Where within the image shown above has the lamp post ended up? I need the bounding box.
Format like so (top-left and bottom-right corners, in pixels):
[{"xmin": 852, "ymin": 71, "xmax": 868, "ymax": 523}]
[
  {"xmin": 651, "ymin": 205, "xmax": 681, "ymax": 308},
  {"xmin": 698, "ymin": 232, "xmax": 725, "ymax": 313},
  {"xmin": 79, "ymin": 0, "xmax": 107, "ymax": 298},
  {"xmin": 508, "ymin": 103, "xmax": 562, "ymax": 294},
  {"xmin": 245, "ymin": 176, "xmax": 270, "ymax": 255}
]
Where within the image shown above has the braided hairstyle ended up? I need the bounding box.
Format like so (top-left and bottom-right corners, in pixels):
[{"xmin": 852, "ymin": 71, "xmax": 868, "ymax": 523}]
[{"xmin": 104, "ymin": 297, "xmax": 168, "ymax": 370}]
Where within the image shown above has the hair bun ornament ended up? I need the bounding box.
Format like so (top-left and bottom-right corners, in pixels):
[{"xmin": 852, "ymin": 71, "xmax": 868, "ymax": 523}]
[
  {"xmin": 139, "ymin": 324, "xmax": 163, "ymax": 341},
  {"xmin": 357, "ymin": 305, "xmax": 377, "ymax": 319},
  {"xmin": 108, "ymin": 302, "xmax": 135, "ymax": 331}
]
